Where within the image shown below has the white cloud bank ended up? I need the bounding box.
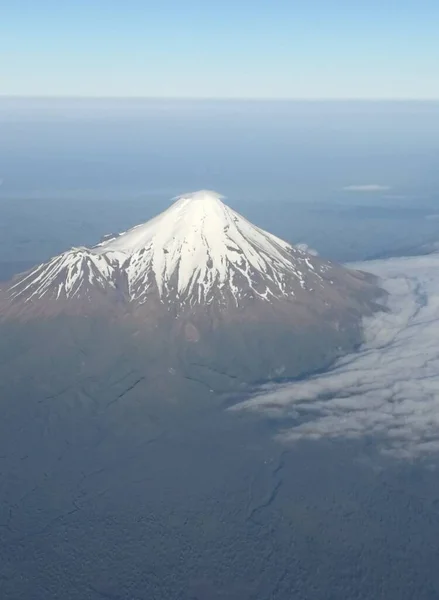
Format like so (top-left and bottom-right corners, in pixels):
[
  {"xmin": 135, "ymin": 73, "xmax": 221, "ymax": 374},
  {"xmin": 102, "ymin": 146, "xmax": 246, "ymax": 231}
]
[
  {"xmin": 343, "ymin": 184, "xmax": 391, "ymax": 192},
  {"xmin": 235, "ymin": 253, "xmax": 439, "ymax": 459}
]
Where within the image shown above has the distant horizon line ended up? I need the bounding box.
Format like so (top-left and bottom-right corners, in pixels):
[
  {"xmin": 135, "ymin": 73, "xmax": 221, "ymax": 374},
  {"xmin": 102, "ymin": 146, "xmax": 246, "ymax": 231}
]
[{"xmin": 1, "ymin": 96, "xmax": 438, "ymax": 103}]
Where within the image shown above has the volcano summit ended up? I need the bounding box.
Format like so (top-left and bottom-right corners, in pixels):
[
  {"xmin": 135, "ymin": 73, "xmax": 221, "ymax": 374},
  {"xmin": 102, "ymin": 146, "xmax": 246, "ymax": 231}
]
[{"xmin": 0, "ymin": 190, "xmax": 384, "ymax": 388}]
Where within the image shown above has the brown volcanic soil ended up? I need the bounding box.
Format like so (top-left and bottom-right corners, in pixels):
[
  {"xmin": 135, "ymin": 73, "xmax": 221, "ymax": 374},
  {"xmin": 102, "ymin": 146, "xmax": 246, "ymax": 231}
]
[{"xmin": 0, "ymin": 256, "xmax": 385, "ymax": 389}]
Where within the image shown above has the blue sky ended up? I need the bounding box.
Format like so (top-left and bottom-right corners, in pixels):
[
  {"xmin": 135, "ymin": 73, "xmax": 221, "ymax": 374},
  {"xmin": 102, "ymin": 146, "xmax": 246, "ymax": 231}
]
[{"xmin": 1, "ymin": 0, "xmax": 438, "ymax": 98}]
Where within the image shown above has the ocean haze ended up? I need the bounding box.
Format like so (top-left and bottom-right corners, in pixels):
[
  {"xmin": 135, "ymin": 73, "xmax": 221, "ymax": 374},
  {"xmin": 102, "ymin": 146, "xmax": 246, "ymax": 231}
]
[
  {"xmin": 2, "ymin": 99, "xmax": 439, "ymax": 201},
  {"xmin": 1, "ymin": 99, "xmax": 439, "ymax": 271}
]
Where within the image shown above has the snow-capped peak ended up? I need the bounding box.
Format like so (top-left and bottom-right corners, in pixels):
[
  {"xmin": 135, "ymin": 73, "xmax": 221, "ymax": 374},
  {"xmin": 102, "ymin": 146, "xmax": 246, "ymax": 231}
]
[
  {"xmin": 7, "ymin": 190, "xmax": 334, "ymax": 308},
  {"xmin": 97, "ymin": 189, "xmax": 327, "ymax": 305}
]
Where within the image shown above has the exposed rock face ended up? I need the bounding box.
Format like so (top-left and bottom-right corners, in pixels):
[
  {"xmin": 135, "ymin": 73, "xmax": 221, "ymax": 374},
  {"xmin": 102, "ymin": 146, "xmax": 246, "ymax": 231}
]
[{"xmin": 0, "ymin": 190, "xmax": 385, "ymax": 387}]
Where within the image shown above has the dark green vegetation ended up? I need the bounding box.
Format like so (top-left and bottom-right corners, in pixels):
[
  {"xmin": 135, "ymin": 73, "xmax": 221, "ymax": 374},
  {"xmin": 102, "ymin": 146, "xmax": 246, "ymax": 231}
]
[{"xmin": 1, "ymin": 319, "xmax": 439, "ymax": 599}]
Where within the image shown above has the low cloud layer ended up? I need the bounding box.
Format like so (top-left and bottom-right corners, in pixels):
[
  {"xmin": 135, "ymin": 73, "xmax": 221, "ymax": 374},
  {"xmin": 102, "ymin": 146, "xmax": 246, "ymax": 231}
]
[
  {"xmin": 235, "ymin": 254, "xmax": 439, "ymax": 459},
  {"xmin": 343, "ymin": 184, "xmax": 391, "ymax": 192}
]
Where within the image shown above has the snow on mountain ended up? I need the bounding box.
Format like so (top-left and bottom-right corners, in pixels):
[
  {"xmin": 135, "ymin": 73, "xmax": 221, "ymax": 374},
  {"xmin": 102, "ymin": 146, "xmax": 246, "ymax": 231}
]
[
  {"xmin": 9, "ymin": 247, "xmax": 122, "ymax": 302},
  {"xmin": 0, "ymin": 190, "xmax": 385, "ymax": 385},
  {"xmin": 98, "ymin": 190, "xmax": 332, "ymax": 305},
  {"xmin": 5, "ymin": 190, "xmax": 339, "ymax": 308}
]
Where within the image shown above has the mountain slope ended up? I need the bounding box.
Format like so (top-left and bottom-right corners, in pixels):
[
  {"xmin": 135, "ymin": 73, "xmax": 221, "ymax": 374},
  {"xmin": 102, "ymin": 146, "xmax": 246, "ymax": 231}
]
[
  {"xmin": 0, "ymin": 190, "xmax": 385, "ymax": 386},
  {"xmin": 1, "ymin": 190, "xmax": 381, "ymax": 310},
  {"xmin": 100, "ymin": 190, "xmax": 325, "ymax": 306}
]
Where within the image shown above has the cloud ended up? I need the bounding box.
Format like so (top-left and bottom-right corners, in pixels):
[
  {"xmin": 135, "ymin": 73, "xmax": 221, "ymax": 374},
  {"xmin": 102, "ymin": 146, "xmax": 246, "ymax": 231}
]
[
  {"xmin": 234, "ymin": 254, "xmax": 439, "ymax": 459},
  {"xmin": 343, "ymin": 184, "xmax": 391, "ymax": 192},
  {"xmin": 295, "ymin": 243, "xmax": 319, "ymax": 256}
]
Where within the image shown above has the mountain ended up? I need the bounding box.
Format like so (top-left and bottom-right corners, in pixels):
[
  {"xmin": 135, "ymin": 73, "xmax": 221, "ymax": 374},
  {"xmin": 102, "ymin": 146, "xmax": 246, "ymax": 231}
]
[
  {"xmin": 0, "ymin": 190, "xmax": 385, "ymax": 388},
  {"xmin": 0, "ymin": 191, "xmax": 391, "ymax": 599}
]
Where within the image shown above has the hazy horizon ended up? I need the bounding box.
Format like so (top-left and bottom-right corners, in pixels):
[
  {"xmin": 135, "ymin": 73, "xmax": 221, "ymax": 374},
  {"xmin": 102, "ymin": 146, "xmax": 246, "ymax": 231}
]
[{"xmin": 1, "ymin": 98, "xmax": 439, "ymax": 269}]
